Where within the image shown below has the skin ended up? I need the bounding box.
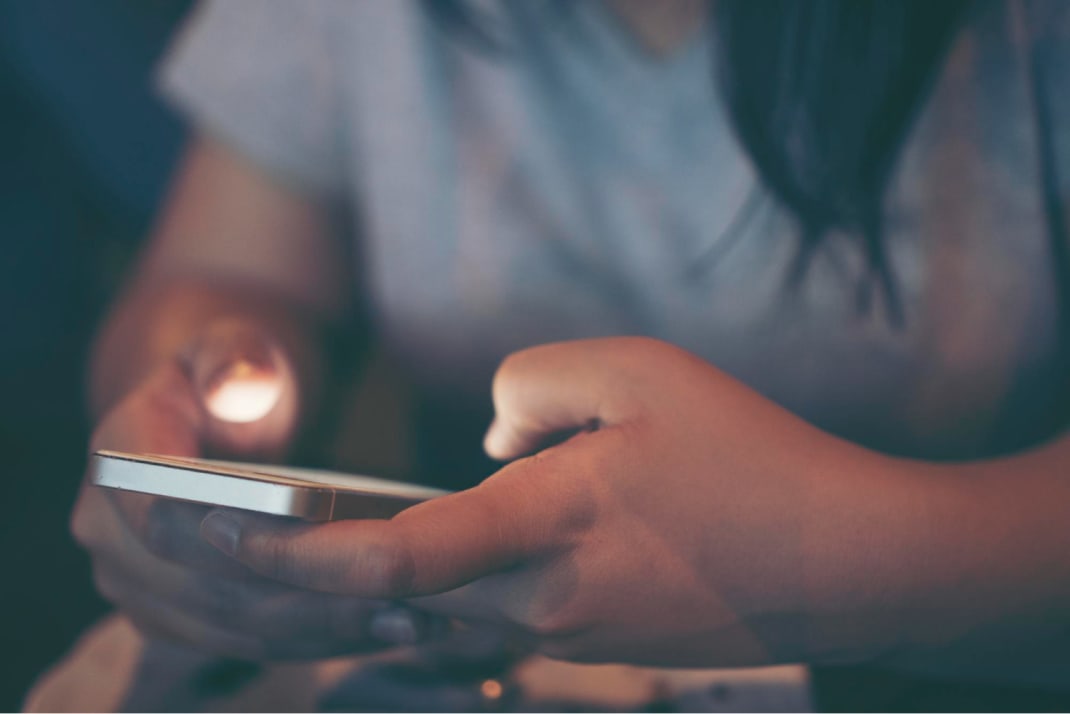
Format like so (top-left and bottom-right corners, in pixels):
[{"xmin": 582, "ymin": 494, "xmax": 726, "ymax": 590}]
[
  {"xmin": 71, "ymin": 139, "xmax": 435, "ymax": 659},
  {"xmin": 71, "ymin": 3, "xmax": 713, "ymax": 663},
  {"xmin": 196, "ymin": 338, "xmax": 1070, "ymax": 685},
  {"xmin": 72, "ymin": 0, "xmax": 1070, "ymax": 689}
]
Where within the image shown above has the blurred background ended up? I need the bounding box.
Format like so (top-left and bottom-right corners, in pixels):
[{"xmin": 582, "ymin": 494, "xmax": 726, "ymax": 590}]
[{"xmin": 0, "ymin": 1, "xmax": 190, "ymax": 707}]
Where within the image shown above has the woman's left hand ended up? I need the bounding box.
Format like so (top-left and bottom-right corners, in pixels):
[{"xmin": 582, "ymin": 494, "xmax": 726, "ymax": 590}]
[{"xmin": 201, "ymin": 338, "xmax": 938, "ymax": 668}]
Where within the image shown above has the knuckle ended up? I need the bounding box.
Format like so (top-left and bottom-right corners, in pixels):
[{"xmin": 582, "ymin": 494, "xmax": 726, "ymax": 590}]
[
  {"xmin": 491, "ymin": 353, "xmax": 524, "ymax": 407},
  {"xmin": 520, "ymin": 458, "xmax": 597, "ymax": 538},
  {"xmin": 492, "ymin": 344, "xmax": 555, "ymax": 403},
  {"xmin": 495, "ymin": 348, "xmax": 528, "ymax": 379}
]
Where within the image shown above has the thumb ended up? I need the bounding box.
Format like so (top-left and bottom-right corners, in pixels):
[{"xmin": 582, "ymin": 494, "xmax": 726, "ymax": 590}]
[
  {"xmin": 183, "ymin": 319, "xmax": 299, "ymax": 458},
  {"xmin": 90, "ymin": 360, "xmax": 205, "ymax": 457},
  {"xmin": 483, "ymin": 339, "xmax": 640, "ymax": 461},
  {"xmin": 201, "ymin": 457, "xmax": 572, "ymax": 600}
]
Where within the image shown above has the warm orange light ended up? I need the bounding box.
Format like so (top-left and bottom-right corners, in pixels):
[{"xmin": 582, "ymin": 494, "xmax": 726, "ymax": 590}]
[
  {"xmin": 480, "ymin": 679, "xmax": 503, "ymax": 701},
  {"xmin": 203, "ymin": 360, "xmax": 282, "ymax": 423}
]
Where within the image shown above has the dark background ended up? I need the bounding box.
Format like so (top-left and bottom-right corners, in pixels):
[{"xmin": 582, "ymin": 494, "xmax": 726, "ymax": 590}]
[{"xmin": 0, "ymin": 1, "xmax": 190, "ymax": 707}]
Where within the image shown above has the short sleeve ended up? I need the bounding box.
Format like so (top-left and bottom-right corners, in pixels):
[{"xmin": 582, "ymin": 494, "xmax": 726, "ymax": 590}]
[{"xmin": 158, "ymin": 0, "xmax": 347, "ymax": 196}]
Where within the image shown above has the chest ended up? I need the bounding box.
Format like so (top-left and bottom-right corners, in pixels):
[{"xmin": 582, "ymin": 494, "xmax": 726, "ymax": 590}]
[{"xmin": 339, "ymin": 3, "xmax": 1062, "ymax": 459}]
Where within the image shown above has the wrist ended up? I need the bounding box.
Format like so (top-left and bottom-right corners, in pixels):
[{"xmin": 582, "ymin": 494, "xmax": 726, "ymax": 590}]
[
  {"xmin": 808, "ymin": 446, "xmax": 1070, "ymax": 674},
  {"xmin": 799, "ymin": 448, "xmax": 973, "ymax": 665},
  {"xmin": 874, "ymin": 449, "xmax": 1070, "ymax": 677}
]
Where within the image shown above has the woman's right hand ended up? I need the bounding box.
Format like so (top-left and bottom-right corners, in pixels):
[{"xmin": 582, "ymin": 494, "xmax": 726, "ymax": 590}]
[{"xmin": 70, "ymin": 323, "xmax": 430, "ymax": 660}]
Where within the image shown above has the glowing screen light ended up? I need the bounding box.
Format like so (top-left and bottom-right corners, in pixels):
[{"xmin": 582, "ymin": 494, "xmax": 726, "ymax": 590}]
[
  {"xmin": 480, "ymin": 679, "xmax": 503, "ymax": 702},
  {"xmin": 203, "ymin": 359, "xmax": 283, "ymax": 423}
]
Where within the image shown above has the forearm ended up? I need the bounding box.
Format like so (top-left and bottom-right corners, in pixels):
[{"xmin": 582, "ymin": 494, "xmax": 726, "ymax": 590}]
[
  {"xmin": 89, "ymin": 137, "xmax": 355, "ymax": 426},
  {"xmin": 821, "ymin": 437, "xmax": 1070, "ymax": 686}
]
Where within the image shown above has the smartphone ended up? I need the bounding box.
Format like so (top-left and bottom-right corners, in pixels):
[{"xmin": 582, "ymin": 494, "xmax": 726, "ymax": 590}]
[{"xmin": 90, "ymin": 450, "xmax": 449, "ymax": 521}]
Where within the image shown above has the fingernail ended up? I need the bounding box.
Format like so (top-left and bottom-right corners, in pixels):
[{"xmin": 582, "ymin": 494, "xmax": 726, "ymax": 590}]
[
  {"xmin": 369, "ymin": 608, "xmax": 420, "ymax": 645},
  {"xmin": 201, "ymin": 512, "xmax": 241, "ymax": 556}
]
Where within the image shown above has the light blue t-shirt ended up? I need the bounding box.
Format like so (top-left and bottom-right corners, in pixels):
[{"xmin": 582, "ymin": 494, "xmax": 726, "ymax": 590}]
[{"xmin": 160, "ymin": 0, "xmax": 1070, "ymax": 462}]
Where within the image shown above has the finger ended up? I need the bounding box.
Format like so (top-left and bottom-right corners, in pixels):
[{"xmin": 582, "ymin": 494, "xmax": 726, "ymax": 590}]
[
  {"xmin": 98, "ymin": 560, "xmax": 415, "ymax": 659},
  {"xmin": 71, "ymin": 479, "xmax": 129, "ymax": 554},
  {"xmin": 96, "ymin": 566, "xmax": 267, "ymax": 660},
  {"xmin": 177, "ymin": 576, "xmax": 442, "ymax": 652},
  {"xmin": 202, "ymin": 454, "xmax": 587, "ymax": 600},
  {"xmin": 89, "ymin": 362, "xmax": 204, "ymax": 457},
  {"xmin": 82, "ymin": 488, "xmax": 275, "ymax": 614},
  {"xmin": 98, "ymin": 489, "xmax": 255, "ymax": 578},
  {"xmin": 126, "ymin": 609, "xmax": 262, "ymax": 661},
  {"xmin": 76, "ymin": 488, "xmax": 199, "ymax": 597},
  {"xmin": 80, "ymin": 363, "xmax": 205, "ymax": 556},
  {"xmin": 93, "ymin": 502, "xmax": 402, "ymax": 648},
  {"xmin": 89, "ymin": 482, "xmax": 426, "ymax": 651},
  {"xmin": 483, "ymin": 338, "xmax": 650, "ymax": 460},
  {"xmin": 125, "ymin": 497, "xmax": 267, "ymax": 577}
]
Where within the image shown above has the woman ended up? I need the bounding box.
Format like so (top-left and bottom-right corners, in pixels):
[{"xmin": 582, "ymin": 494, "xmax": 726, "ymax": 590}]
[{"xmin": 68, "ymin": 0, "xmax": 1070, "ymax": 709}]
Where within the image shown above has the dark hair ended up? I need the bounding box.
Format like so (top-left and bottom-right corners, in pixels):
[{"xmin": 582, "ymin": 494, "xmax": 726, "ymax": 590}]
[
  {"xmin": 425, "ymin": 0, "xmax": 972, "ymax": 322},
  {"xmin": 715, "ymin": 1, "xmax": 971, "ymax": 321}
]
